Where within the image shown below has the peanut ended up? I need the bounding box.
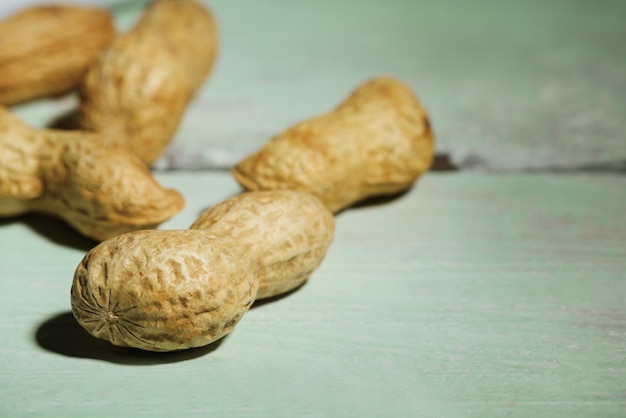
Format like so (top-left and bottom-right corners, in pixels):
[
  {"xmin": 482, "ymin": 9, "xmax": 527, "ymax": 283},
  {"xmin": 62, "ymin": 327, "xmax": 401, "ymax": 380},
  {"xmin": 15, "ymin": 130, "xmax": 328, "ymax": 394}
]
[
  {"xmin": 232, "ymin": 77, "xmax": 435, "ymax": 213},
  {"xmin": 77, "ymin": 0, "xmax": 218, "ymax": 165},
  {"xmin": 191, "ymin": 190, "xmax": 336, "ymax": 299},
  {"xmin": 138, "ymin": 0, "xmax": 219, "ymax": 91},
  {"xmin": 71, "ymin": 190, "xmax": 334, "ymax": 351},
  {"xmin": 0, "ymin": 106, "xmax": 184, "ymax": 241},
  {"xmin": 71, "ymin": 230, "xmax": 256, "ymax": 352},
  {"xmin": 0, "ymin": 4, "xmax": 115, "ymax": 105}
]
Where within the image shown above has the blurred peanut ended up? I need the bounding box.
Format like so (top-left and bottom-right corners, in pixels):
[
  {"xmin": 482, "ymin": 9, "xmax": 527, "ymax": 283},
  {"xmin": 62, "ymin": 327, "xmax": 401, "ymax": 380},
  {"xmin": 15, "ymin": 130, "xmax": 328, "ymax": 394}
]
[
  {"xmin": 0, "ymin": 5, "xmax": 115, "ymax": 105},
  {"xmin": 77, "ymin": 0, "xmax": 218, "ymax": 165}
]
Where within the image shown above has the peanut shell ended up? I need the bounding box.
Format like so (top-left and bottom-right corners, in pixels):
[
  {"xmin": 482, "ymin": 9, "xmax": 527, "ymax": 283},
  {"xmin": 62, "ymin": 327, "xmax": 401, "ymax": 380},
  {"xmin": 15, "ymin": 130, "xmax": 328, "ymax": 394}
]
[
  {"xmin": 0, "ymin": 5, "xmax": 115, "ymax": 105},
  {"xmin": 72, "ymin": 230, "xmax": 256, "ymax": 352},
  {"xmin": 191, "ymin": 190, "xmax": 335, "ymax": 299},
  {"xmin": 232, "ymin": 76, "xmax": 434, "ymax": 212},
  {"xmin": 77, "ymin": 27, "xmax": 191, "ymax": 165},
  {"xmin": 0, "ymin": 106, "xmax": 184, "ymax": 241},
  {"xmin": 77, "ymin": 0, "xmax": 218, "ymax": 165},
  {"xmin": 138, "ymin": 0, "xmax": 219, "ymax": 91},
  {"xmin": 71, "ymin": 190, "xmax": 335, "ymax": 351}
]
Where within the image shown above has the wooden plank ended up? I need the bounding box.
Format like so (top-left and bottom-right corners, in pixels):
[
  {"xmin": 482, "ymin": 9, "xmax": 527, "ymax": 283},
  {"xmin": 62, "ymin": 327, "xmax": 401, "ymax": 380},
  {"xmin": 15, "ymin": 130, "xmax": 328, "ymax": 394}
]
[
  {"xmin": 0, "ymin": 172, "xmax": 624, "ymax": 417},
  {"xmin": 8, "ymin": 0, "xmax": 626, "ymax": 171}
]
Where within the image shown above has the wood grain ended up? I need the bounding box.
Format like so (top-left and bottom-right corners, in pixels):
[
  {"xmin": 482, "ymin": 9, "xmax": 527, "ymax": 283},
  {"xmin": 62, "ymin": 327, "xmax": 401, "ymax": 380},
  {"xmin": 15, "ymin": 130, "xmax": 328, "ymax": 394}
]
[{"xmin": 1, "ymin": 171, "xmax": 624, "ymax": 417}]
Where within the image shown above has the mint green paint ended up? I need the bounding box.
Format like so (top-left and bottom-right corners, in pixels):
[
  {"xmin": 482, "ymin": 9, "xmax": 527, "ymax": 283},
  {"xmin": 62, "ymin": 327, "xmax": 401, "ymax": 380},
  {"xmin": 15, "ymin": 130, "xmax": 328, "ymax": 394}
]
[
  {"xmin": 1, "ymin": 173, "xmax": 625, "ymax": 417},
  {"xmin": 10, "ymin": 0, "xmax": 626, "ymax": 171}
]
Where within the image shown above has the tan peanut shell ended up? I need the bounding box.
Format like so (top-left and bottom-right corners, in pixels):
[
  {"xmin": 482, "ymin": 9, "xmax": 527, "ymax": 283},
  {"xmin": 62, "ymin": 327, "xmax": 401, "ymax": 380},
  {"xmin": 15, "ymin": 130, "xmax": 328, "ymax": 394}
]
[
  {"xmin": 190, "ymin": 190, "xmax": 335, "ymax": 299},
  {"xmin": 71, "ymin": 190, "xmax": 335, "ymax": 351},
  {"xmin": 77, "ymin": 0, "xmax": 218, "ymax": 165},
  {"xmin": 0, "ymin": 106, "xmax": 184, "ymax": 241},
  {"xmin": 138, "ymin": 0, "xmax": 219, "ymax": 91},
  {"xmin": 232, "ymin": 77, "xmax": 435, "ymax": 213},
  {"xmin": 0, "ymin": 5, "xmax": 115, "ymax": 105},
  {"xmin": 72, "ymin": 230, "xmax": 256, "ymax": 352}
]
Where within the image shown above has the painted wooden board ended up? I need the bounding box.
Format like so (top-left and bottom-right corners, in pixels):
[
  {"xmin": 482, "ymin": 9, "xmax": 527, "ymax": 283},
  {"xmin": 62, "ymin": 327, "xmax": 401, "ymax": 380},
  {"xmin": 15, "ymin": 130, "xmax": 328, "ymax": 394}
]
[
  {"xmin": 1, "ymin": 172, "xmax": 624, "ymax": 417},
  {"xmin": 6, "ymin": 0, "xmax": 626, "ymax": 172},
  {"xmin": 1, "ymin": 1, "xmax": 625, "ymax": 415}
]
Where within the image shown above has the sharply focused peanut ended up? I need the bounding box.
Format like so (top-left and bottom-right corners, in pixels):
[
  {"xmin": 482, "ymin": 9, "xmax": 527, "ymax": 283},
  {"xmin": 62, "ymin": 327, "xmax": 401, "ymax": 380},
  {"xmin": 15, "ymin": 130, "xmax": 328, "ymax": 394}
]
[
  {"xmin": 77, "ymin": 0, "xmax": 218, "ymax": 165},
  {"xmin": 0, "ymin": 4, "xmax": 115, "ymax": 105},
  {"xmin": 190, "ymin": 190, "xmax": 336, "ymax": 299},
  {"xmin": 0, "ymin": 106, "xmax": 184, "ymax": 241},
  {"xmin": 72, "ymin": 230, "xmax": 255, "ymax": 352},
  {"xmin": 232, "ymin": 77, "xmax": 435, "ymax": 212},
  {"xmin": 71, "ymin": 190, "xmax": 334, "ymax": 351}
]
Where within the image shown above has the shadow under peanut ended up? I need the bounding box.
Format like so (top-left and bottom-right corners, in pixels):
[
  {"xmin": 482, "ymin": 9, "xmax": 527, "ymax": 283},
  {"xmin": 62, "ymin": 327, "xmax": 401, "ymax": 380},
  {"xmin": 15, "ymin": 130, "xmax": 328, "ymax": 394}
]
[
  {"xmin": 47, "ymin": 108, "xmax": 81, "ymax": 131},
  {"xmin": 339, "ymin": 153, "xmax": 458, "ymax": 213},
  {"xmin": 345, "ymin": 188, "xmax": 413, "ymax": 212},
  {"xmin": 34, "ymin": 311, "xmax": 225, "ymax": 365},
  {"xmin": 0, "ymin": 214, "xmax": 96, "ymax": 252},
  {"xmin": 250, "ymin": 281, "xmax": 307, "ymax": 309}
]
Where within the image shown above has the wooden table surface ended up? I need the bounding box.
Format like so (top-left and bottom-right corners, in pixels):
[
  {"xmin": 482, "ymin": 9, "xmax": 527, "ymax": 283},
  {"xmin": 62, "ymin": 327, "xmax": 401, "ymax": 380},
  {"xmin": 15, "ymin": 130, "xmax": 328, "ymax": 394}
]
[
  {"xmin": 1, "ymin": 1, "xmax": 625, "ymax": 417},
  {"xmin": 1, "ymin": 172, "xmax": 625, "ymax": 417}
]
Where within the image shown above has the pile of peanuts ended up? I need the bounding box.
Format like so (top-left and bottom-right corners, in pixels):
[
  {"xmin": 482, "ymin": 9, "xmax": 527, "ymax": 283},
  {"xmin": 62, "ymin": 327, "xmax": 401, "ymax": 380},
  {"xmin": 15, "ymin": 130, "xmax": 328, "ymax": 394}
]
[{"xmin": 0, "ymin": 0, "xmax": 434, "ymax": 352}]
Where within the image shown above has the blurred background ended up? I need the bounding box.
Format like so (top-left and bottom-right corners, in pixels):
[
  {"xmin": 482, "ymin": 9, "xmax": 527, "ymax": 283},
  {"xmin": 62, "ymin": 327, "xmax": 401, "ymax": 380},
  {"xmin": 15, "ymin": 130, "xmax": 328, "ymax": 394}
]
[{"xmin": 5, "ymin": 0, "xmax": 626, "ymax": 172}]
